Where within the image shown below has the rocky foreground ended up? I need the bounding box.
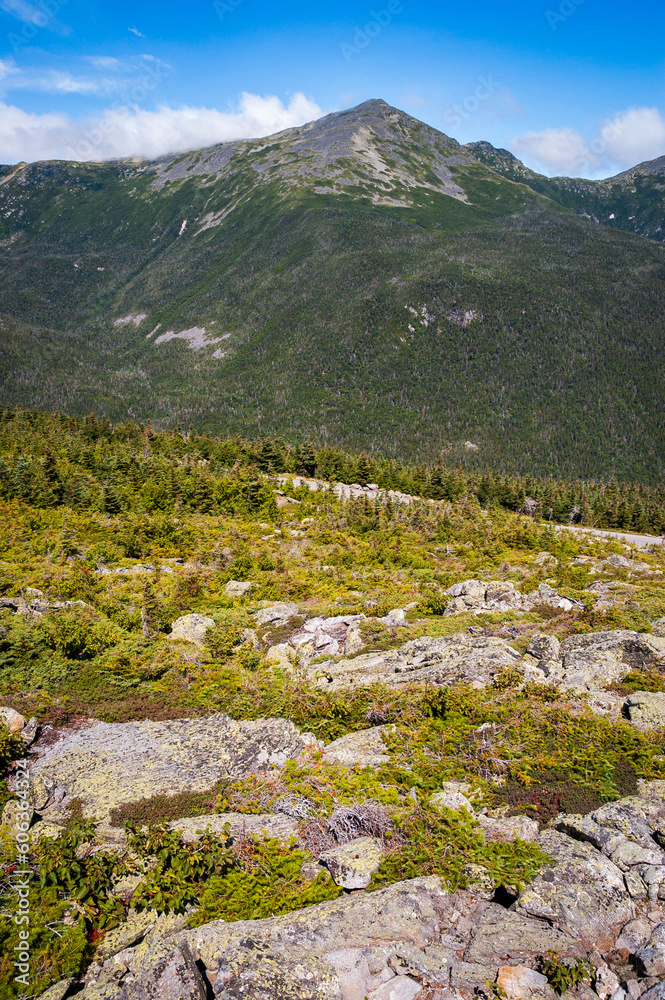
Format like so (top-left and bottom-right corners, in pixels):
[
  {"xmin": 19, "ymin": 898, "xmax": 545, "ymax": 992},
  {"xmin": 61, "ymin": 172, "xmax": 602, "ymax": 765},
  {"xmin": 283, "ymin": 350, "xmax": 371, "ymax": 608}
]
[{"xmin": 6, "ymin": 590, "xmax": 665, "ymax": 1000}]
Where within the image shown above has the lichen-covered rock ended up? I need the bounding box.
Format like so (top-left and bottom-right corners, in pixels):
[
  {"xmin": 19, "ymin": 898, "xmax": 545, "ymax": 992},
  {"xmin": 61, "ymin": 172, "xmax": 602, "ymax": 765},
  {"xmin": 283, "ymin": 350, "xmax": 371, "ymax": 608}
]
[
  {"xmin": 477, "ymin": 813, "xmax": 539, "ymax": 842},
  {"xmin": 1, "ymin": 798, "xmax": 34, "ymax": 836},
  {"xmin": 167, "ymin": 613, "xmax": 215, "ymax": 648},
  {"xmin": 463, "ymin": 905, "xmax": 580, "ymax": 965},
  {"xmin": 169, "ymin": 811, "xmax": 300, "ymax": 844},
  {"xmin": 526, "ymin": 634, "xmax": 561, "ymax": 662},
  {"xmin": 652, "ymin": 618, "xmax": 665, "ymax": 638},
  {"xmin": 431, "ymin": 783, "xmax": 475, "ymax": 814},
  {"xmin": 319, "ymin": 836, "xmax": 384, "ymax": 888},
  {"xmin": 39, "ymin": 980, "xmax": 77, "ymax": 1000},
  {"xmin": 516, "ymin": 830, "xmax": 633, "ymax": 951},
  {"xmin": 183, "ymin": 876, "xmax": 448, "ymax": 973},
  {"xmin": 324, "ymin": 727, "xmax": 391, "ymax": 766},
  {"xmin": 310, "ymin": 634, "xmax": 522, "ymax": 691},
  {"xmin": 30, "ymin": 714, "xmax": 312, "ymax": 824},
  {"xmin": 552, "ymin": 632, "xmax": 665, "ymax": 691},
  {"xmin": 623, "ymin": 691, "xmax": 665, "ymax": 729}
]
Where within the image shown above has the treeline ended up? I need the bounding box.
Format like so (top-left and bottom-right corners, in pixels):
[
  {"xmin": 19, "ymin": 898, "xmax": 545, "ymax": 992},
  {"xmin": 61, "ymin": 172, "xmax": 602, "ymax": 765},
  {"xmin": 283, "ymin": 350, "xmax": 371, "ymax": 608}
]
[{"xmin": 0, "ymin": 408, "xmax": 664, "ymax": 533}]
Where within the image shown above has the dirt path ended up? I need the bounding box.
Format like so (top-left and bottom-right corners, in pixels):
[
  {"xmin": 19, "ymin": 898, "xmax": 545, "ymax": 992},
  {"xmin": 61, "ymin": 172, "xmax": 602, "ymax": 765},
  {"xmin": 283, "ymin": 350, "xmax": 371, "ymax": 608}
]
[{"xmin": 551, "ymin": 524, "xmax": 664, "ymax": 549}]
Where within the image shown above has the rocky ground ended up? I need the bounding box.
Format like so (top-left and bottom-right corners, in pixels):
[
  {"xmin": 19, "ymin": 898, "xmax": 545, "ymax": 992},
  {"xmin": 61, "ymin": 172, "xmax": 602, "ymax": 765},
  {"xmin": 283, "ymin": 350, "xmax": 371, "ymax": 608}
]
[{"xmin": 2, "ymin": 470, "xmax": 665, "ymax": 999}]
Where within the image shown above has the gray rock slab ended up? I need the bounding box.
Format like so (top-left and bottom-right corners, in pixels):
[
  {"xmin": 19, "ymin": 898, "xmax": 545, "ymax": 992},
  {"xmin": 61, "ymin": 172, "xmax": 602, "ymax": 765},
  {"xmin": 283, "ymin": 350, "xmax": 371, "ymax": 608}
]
[
  {"xmin": 463, "ymin": 905, "xmax": 581, "ymax": 965},
  {"xmin": 555, "ymin": 632, "xmax": 665, "ymax": 691},
  {"xmin": 324, "ymin": 727, "xmax": 391, "ymax": 766},
  {"xmin": 183, "ymin": 876, "xmax": 449, "ymax": 970},
  {"xmin": 30, "ymin": 714, "xmax": 311, "ymax": 824},
  {"xmin": 309, "ymin": 634, "xmax": 522, "ymax": 691},
  {"xmin": 319, "ymin": 836, "xmax": 384, "ymax": 889},
  {"xmin": 169, "ymin": 811, "xmax": 300, "ymax": 844},
  {"xmin": 516, "ymin": 830, "xmax": 633, "ymax": 951}
]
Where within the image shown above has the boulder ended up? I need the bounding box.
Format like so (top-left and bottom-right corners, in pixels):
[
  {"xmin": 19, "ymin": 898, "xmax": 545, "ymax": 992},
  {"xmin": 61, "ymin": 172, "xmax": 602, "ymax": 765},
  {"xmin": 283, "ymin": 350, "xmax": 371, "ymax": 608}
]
[
  {"xmin": 167, "ymin": 614, "xmax": 214, "ymax": 648},
  {"xmin": 496, "ymin": 965, "xmax": 556, "ymax": 1000},
  {"xmin": 0, "ymin": 705, "xmax": 26, "ymax": 732},
  {"xmin": 324, "ymin": 727, "xmax": 391, "ymax": 767},
  {"xmin": 265, "ymin": 642, "xmax": 294, "ymax": 671},
  {"xmin": 552, "ymin": 632, "xmax": 665, "ymax": 691},
  {"xmin": 370, "ymin": 979, "xmax": 422, "ymax": 999},
  {"xmin": 224, "ymin": 580, "xmax": 253, "ymax": 598},
  {"xmin": 344, "ymin": 626, "xmax": 365, "ymax": 656},
  {"xmin": 319, "ymin": 836, "xmax": 384, "ymax": 888},
  {"xmin": 310, "ymin": 633, "xmax": 522, "ymax": 692},
  {"xmin": 183, "ymin": 875, "xmax": 448, "ymax": 981},
  {"xmin": 516, "ymin": 830, "xmax": 634, "ymax": 951},
  {"xmin": 29, "ymin": 714, "xmax": 313, "ymax": 825},
  {"xmin": 623, "ymin": 691, "xmax": 665, "ymax": 729},
  {"xmin": 255, "ymin": 602, "xmax": 300, "ymax": 626},
  {"xmin": 431, "ymin": 783, "xmax": 475, "ymax": 814}
]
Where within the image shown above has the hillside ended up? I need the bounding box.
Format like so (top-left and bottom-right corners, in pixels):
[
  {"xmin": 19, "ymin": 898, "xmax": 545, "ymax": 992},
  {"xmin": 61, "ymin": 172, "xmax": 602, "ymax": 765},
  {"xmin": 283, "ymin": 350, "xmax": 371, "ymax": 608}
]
[{"xmin": 1, "ymin": 99, "xmax": 665, "ymax": 480}]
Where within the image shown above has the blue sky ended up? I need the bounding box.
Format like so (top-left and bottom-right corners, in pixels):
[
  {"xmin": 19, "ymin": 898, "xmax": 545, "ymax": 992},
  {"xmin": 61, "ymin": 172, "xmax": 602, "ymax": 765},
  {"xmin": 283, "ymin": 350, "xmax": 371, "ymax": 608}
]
[{"xmin": 0, "ymin": 0, "xmax": 663, "ymax": 175}]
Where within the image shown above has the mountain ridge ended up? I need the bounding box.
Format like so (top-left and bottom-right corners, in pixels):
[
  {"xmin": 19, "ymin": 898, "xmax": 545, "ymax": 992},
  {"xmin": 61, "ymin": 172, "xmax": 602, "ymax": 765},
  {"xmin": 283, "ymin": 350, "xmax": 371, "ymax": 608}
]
[{"xmin": 1, "ymin": 99, "xmax": 664, "ymax": 481}]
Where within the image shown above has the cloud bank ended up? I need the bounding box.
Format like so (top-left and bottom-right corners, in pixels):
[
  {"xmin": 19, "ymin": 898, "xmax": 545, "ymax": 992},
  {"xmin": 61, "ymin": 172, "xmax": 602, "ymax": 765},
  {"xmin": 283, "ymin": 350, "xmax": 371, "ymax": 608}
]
[
  {"xmin": 514, "ymin": 106, "xmax": 665, "ymax": 177},
  {"xmin": 0, "ymin": 91, "xmax": 323, "ymax": 163}
]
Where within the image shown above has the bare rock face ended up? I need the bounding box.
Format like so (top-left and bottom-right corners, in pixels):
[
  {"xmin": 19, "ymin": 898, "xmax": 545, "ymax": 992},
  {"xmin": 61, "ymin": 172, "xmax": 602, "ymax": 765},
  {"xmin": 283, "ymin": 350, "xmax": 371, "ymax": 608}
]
[
  {"xmin": 224, "ymin": 580, "xmax": 253, "ymax": 598},
  {"xmin": 30, "ymin": 715, "xmax": 312, "ymax": 825},
  {"xmin": 255, "ymin": 602, "xmax": 300, "ymax": 627},
  {"xmin": 310, "ymin": 634, "xmax": 522, "ymax": 691}
]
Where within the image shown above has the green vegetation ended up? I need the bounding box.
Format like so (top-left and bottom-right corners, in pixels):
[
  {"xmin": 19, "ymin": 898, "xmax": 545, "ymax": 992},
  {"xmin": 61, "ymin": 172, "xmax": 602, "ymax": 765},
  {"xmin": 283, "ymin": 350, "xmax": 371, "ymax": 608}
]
[
  {"xmin": 1, "ymin": 102, "xmax": 665, "ymax": 479},
  {"xmin": 1, "ymin": 405, "xmax": 665, "ymax": 996}
]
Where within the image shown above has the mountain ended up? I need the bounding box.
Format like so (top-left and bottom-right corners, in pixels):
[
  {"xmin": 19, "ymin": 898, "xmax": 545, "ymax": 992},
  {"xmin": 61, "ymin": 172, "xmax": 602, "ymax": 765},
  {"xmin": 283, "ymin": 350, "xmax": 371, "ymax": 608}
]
[
  {"xmin": 1, "ymin": 98, "xmax": 664, "ymax": 481},
  {"xmin": 466, "ymin": 140, "xmax": 665, "ymax": 242}
]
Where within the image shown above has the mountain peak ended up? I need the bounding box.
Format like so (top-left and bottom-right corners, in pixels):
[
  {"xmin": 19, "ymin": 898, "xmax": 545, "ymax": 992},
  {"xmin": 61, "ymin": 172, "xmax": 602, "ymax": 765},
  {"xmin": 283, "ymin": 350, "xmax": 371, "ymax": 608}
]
[{"xmin": 149, "ymin": 97, "xmax": 470, "ymax": 207}]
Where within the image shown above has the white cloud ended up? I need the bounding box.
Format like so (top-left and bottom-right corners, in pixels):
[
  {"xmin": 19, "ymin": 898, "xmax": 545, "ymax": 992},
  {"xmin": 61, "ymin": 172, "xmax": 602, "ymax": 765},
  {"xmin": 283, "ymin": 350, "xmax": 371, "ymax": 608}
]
[
  {"xmin": 514, "ymin": 126, "xmax": 592, "ymax": 175},
  {"xmin": 128, "ymin": 27, "xmax": 145, "ymax": 37},
  {"xmin": 513, "ymin": 106, "xmax": 665, "ymax": 177},
  {"xmin": 0, "ymin": 0, "xmax": 48, "ymax": 24},
  {"xmin": 0, "ymin": 92, "xmax": 324, "ymax": 163},
  {"xmin": 86, "ymin": 56, "xmax": 123, "ymax": 71},
  {"xmin": 601, "ymin": 107, "xmax": 665, "ymax": 168},
  {"xmin": 0, "ymin": 59, "xmax": 18, "ymax": 82}
]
